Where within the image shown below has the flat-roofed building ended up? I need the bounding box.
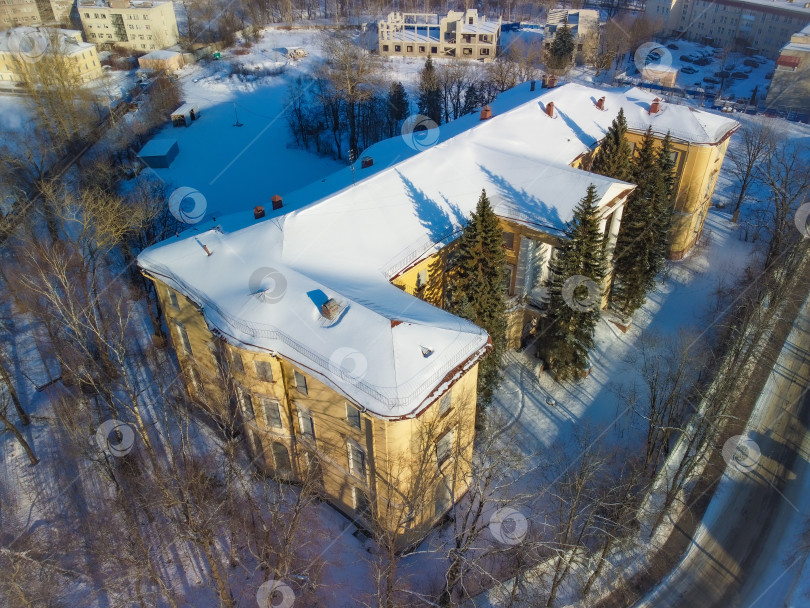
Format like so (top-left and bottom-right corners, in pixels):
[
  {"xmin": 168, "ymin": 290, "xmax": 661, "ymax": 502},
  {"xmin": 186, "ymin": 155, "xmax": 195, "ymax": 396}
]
[
  {"xmin": 646, "ymin": 0, "xmax": 810, "ymax": 59},
  {"xmin": 765, "ymin": 23, "xmax": 810, "ymax": 114},
  {"xmin": 78, "ymin": 0, "xmax": 178, "ymax": 52},
  {"xmin": 378, "ymin": 9, "xmax": 500, "ymax": 62}
]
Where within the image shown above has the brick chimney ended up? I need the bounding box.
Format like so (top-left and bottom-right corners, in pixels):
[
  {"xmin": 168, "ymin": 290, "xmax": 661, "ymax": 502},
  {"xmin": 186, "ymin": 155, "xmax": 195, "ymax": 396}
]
[
  {"xmin": 271, "ymin": 194, "xmax": 283, "ymax": 210},
  {"xmin": 596, "ymin": 96, "xmax": 605, "ymax": 110},
  {"xmin": 254, "ymin": 206, "xmax": 265, "ymax": 220},
  {"xmin": 321, "ymin": 298, "xmax": 341, "ymax": 320},
  {"xmin": 480, "ymin": 105, "xmax": 492, "ymax": 120},
  {"xmin": 545, "ymin": 101, "xmax": 555, "ymax": 118},
  {"xmin": 649, "ymin": 98, "xmax": 661, "ymax": 114},
  {"xmin": 361, "ymin": 156, "xmax": 373, "ymax": 169}
]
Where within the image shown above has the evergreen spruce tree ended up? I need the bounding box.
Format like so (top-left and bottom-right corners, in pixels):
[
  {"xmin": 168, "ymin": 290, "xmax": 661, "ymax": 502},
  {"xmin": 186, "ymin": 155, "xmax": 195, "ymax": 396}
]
[
  {"xmin": 548, "ymin": 24, "xmax": 575, "ymax": 70},
  {"xmin": 461, "ymin": 82, "xmax": 480, "ymax": 115},
  {"xmin": 540, "ymin": 184, "xmax": 607, "ymax": 381},
  {"xmin": 590, "ymin": 108, "xmax": 633, "ymax": 182},
  {"xmin": 418, "ymin": 57, "xmax": 443, "ymax": 125},
  {"xmin": 610, "ymin": 127, "xmax": 663, "ymax": 316},
  {"xmin": 387, "ymin": 81, "xmax": 409, "ymax": 137},
  {"xmin": 445, "ymin": 189, "xmax": 507, "ymax": 410},
  {"xmin": 650, "ymin": 132, "xmax": 676, "ymax": 277}
]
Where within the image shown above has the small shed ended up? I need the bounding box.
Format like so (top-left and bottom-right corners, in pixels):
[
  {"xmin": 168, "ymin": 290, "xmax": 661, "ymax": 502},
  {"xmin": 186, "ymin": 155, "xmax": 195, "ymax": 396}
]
[
  {"xmin": 171, "ymin": 102, "xmax": 201, "ymax": 127},
  {"xmin": 137, "ymin": 138, "xmax": 179, "ymax": 168},
  {"xmin": 138, "ymin": 49, "xmax": 184, "ymax": 72},
  {"xmin": 641, "ymin": 65, "xmax": 679, "ymax": 88}
]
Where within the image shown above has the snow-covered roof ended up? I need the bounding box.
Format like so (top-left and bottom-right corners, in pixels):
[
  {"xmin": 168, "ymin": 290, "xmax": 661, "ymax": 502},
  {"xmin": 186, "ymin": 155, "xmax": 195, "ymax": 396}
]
[
  {"xmin": 171, "ymin": 102, "xmax": 199, "ymax": 116},
  {"xmin": 137, "ymin": 138, "xmax": 177, "ymax": 157},
  {"xmin": 0, "ymin": 27, "xmax": 95, "ymax": 57},
  {"xmin": 138, "ymin": 82, "xmax": 737, "ymax": 418},
  {"xmin": 387, "ymin": 30, "xmax": 440, "ymax": 43},
  {"xmin": 140, "ymin": 49, "xmax": 180, "ymax": 60},
  {"xmin": 460, "ymin": 21, "xmax": 500, "ymax": 35}
]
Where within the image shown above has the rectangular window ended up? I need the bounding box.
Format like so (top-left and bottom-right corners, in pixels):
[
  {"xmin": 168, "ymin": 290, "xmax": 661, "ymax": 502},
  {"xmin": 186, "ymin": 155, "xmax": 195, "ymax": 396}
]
[
  {"xmin": 406, "ymin": 45, "xmax": 413, "ymax": 52},
  {"xmin": 294, "ymin": 370, "xmax": 308, "ymax": 395},
  {"xmin": 502, "ymin": 231, "xmax": 515, "ymax": 250},
  {"xmin": 259, "ymin": 396, "xmax": 282, "ymax": 429},
  {"xmin": 504, "ymin": 264, "xmax": 515, "ymax": 294},
  {"xmin": 254, "ymin": 360, "xmax": 273, "ymax": 382},
  {"xmin": 354, "ymin": 487, "xmax": 372, "ymax": 520},
  {"xmin": 419, "ymin": 45, "xmax": 426, "ymax": 52},
  {"xmin": 174, "ymin": 322, "xmax": 191, "ymax": 355},
  {"xmin": 437, "ymin": 429, "xmax": 454, "ymax": 467},
  {"xmin": 348, "ymin": 443, "xmax": 366, "ymax": 478},
  {"xmin": 187, "ymin": 365, "xmax": 202, "ymax": 394},
  {"xmin": 382, "ymin": 44, "xmax": 389, "ymax": 51},
  {"xmin": 394, "ymin": 45, "xmax": 401, "ymax": 52},
  {"xmin": 439, "ymin": 391, "xmax": 452, "ymax": 415},
  {"xmin": 298, "ymin": 409, "xmax": 315, "ymax": 442},
  {"xmin": 346, "ymin": 403, "xmax": 362, "ymax": 429},
  {"xmin": 431, "ymin": 46, "xmax": 438, "ymax": 53},
  {"xmin": 230, "ymin": 351, "xmax": 244, "ymax": 374},
  {"xmin": 237, "ymin": 387, "xmax": 255, "ymax": 419}
]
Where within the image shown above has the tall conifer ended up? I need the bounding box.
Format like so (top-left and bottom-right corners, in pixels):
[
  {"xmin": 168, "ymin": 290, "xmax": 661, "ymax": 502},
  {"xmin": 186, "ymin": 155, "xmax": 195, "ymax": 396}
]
[
  {"xmin": 445, "ymin": 189, "xmax": 507, "ymax": 410},
  {"xmin": 591, "ymin": 108, "xmax": 633, "ymax": 182},
  {"xmin": 418, "ymin": 57, "xmax": 443, "ymax": 125},
  {"xmin": 539, "ymin": 184, "xmax": 607, "ymax": 381}
]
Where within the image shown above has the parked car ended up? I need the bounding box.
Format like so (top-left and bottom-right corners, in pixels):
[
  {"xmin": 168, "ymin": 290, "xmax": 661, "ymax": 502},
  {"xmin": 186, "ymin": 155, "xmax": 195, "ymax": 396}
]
[
  {"xmin": 694, "ymin": 57, "xmax": 712, "ymax": 66},
  {"xmin": 703, "ymin": 76, "xmax": 721, "ymax": 84},
  {"xmin": 731, "ymin": 72, "xmax": 748, "ymax": 79},
  {"xmin": 681, "ymin": 66, "xmax": 698, "ymax": 74},
  {"xmin": 743, "ymin": 58, "xmax": 759, "ymax": 68},
  {"xmin": 667, "ymin": 43, "xmax": 679, "ymax": 50},
  {"xmin": 715, "ymin": 70, "xmax": 730, "ymax": 78},
  {"xmin": 680, "ymin": 54, "xmax": 694, "ymax": 63}
]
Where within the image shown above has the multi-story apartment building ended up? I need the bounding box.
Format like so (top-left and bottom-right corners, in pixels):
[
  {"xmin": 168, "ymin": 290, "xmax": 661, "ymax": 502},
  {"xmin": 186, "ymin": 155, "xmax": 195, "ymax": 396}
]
[
  {"xmin": 647, "ymin": 0, "xmax": 810, "ymax": 58},
  {"xmin": 0, "ymin": 0, "xmax": 73, "ymax": 30},
  {"xmin": 137, "ymin": 83, "xmax": 737, "ymax": 545},
  {"xmin": 78, "ymin": 0, "xmax": 178, "ymax": 52},
  {"xmin": 0, "ymin": 26, "xmax": 102, "ymax": 82},
  {"xmin": 765, "ymin": 23, "xmax": 810, "ymax": 114},
  {"xmin": 378, "ymin": 9, "xmax": 501, "ymax": 62},
  {"xmin": 543, "ymin": 8, "xmax": 599, "ymax": 62}
]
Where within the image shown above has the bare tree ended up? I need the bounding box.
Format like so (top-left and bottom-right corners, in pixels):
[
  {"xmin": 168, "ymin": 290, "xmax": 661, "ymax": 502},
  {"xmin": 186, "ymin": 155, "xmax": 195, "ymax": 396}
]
[{"xmin": 728, "ymin": 119, "xmax": 777, "ymax": 223}]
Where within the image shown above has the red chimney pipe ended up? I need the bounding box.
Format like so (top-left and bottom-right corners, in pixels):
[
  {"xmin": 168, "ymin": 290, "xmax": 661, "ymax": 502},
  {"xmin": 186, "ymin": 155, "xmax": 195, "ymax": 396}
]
[
  {"xmin": 254, "ymin": 206, "xmax": 265, "ymax": 220},
  {"xmin": 596, "ymin": 96, "xmax": 605, "ymax": 110},
  {"xmin": 545, "ymin": 101, "xmax": 555, "ymax": 118},
  {"xmin": 480, "ymin": 105, "xmax": 492, "ymax": 120},
  {"xmin": 271, "ymin": 195, "xmax": 283, "ymax": 210},
  {"xmin": 650, "ymin": 98, "xmax": 661, "ymax": 114}
]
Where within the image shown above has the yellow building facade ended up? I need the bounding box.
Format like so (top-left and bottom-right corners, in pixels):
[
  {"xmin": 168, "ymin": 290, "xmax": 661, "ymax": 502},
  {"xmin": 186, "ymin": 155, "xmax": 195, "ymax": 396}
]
[
  {"xmin": 139, "ymin": 83, "xmax": 736, "ymax": 545},
  {"xmin": 150, "ymin": 278, "xmax": 481, "ymax": 548},
  {"xmin": 0, "ymin": 27, "xmax": 103, "ymax": 83}
]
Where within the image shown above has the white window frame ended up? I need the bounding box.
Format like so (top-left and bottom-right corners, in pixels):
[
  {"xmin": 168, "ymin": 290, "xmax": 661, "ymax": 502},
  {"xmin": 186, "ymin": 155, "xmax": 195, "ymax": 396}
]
[
  {"xmin": 237, "ymin": 387, "xmax": 255, "ymax": 420},
  {"xmin": 347, "ymin": 441, "xmax": 367, "ymax": 480},
  {"xmin": 297, "ymin": 408, "xmax": 316, "ymax": 443},
  {"xmin": 174, "ymin": 321, "xmax": 191, "ymax": 355},
  {"xmin": 258, "ymin": 396, "xmax": 283, "ymax": 430}
]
